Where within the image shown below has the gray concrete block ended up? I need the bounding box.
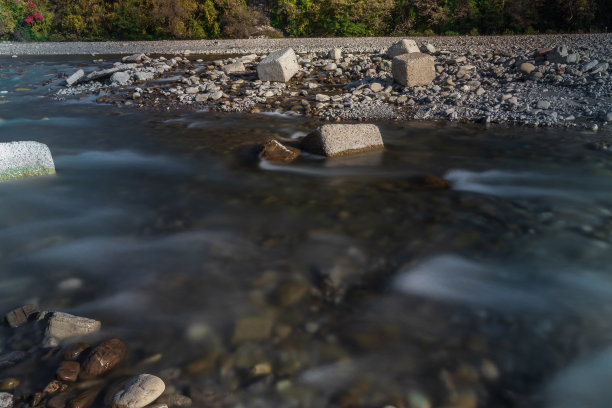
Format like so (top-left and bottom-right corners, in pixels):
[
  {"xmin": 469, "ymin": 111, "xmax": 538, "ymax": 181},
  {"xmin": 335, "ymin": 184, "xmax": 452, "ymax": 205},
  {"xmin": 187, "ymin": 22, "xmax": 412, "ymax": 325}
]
[
  {"xmin": 392, "ymin": 53, "xmax": 436, "ymax": 87},
  {"xmin": 301, "ymin": 124, "xmax": 384, "ymax": 157},
  {"xmin": 256, "ymin": 48, "xmax": 299, "ymax": 82}
]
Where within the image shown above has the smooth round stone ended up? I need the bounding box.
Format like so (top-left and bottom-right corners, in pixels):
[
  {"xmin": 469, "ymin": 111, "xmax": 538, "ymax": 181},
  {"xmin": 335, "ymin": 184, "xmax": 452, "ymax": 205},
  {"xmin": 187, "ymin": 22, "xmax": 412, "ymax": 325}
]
[
  {"xmin": 80, "ymin": 338, "xmax": 128, "ymax": 379},
  {"xmin": 0, "ymin": 392, "xmax": 13, "ymax": 408},
  {"xmin": 112, "ymin": 374, "xmax": 165, "ymax": 408}
]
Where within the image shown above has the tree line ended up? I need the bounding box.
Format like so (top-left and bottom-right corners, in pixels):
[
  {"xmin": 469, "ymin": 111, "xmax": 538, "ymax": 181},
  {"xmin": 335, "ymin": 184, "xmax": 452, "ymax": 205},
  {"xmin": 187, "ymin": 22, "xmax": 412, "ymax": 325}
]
[{"xmin": 0, "ymin": 0, "xmax": 610, "ymax": 41}]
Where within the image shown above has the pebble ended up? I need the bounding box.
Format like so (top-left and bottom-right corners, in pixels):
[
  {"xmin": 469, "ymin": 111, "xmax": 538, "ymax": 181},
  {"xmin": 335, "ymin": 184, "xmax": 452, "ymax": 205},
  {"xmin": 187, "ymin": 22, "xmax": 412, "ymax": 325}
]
[
  {"xmin": 606, "ymin": 112, "xmax": 612, "ymax": 121},
  {"xmin": 259, "ymin": 139, "xmax": 301, "ymax": 163},
  {"xmin": 69, "ymin": 386, "xmax": 103, "ymax": 408},
  {"xmin": 80, "ymin": 338, "xmax": 128, "ymax": 379},
  {"xmin": 315, "ymin": 94, "xmax": 330, "ymax": 102},
  {"xmin": 0, "ymin": 392, "xmax": 12, "ymax": 408},
  {"xmin": 63, "ymin": 342, "xmax": 90, "ymax": 361},
  {"xmin": 155, "ymin": 394, "xmax": 192, "ymax": 407},
  {"xmin": 519, "ymin": 62, "xmax": 536, "ymax": 74},
  {"xmin": 537, "ymin": 100, "xmax": 551, "ymax": 109},
  {"xmin": 232, "ymin": 315, "xmax": 275, "ymax": 343},
  {"xmin": 370, "ymin": 82, "xmax": 383, "ymax": 92},
  {"xmin": 57, "ymin": 360, "xmax": 80, "ymax": 382},
  {"xmin": 4, "ymin": 304, "xmax": 39, "ymax": 328},
  {"xmin": 112, "ymin": 374, "xmax": 165, "ymax": 408},
  {"xmin": 39, "ymin": 311, "xmax": 101, "ymax": 345}
]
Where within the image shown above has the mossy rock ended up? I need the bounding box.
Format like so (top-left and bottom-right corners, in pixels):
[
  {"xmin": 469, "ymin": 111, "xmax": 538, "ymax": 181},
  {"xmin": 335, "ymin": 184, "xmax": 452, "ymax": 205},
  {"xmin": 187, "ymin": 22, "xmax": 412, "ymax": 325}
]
[{"xmin": 0, "ymin": 141, "xmax": 55, "ymax": 181}]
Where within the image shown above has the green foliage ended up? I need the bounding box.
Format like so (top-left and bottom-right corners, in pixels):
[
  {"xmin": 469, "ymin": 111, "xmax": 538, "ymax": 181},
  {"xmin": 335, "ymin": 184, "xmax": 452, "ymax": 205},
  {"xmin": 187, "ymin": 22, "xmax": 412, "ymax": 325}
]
[{"xmin": 0, "ymin": 0, "xmax": 609, "ymax": 41}]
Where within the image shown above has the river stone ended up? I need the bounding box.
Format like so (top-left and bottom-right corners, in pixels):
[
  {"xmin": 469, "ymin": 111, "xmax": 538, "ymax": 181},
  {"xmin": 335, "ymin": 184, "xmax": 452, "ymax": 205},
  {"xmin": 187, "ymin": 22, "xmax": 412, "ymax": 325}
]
[
  {"xmin": 301, "ymin": 124, "xmax": 384, "ymax": 157},
  {"xmin": 70, "ymin": 386, "xmax": 103, "ymax": 408},
  {"xmin": 134, "ymin": 71, "xmax": 154, "ymax": 82},
  {"xmin": 420, "ymin": 43, "xmax": 436, "ymax": 54},
  {"xmin": 581, "ymin": 59, "xmax": 599, "ymax": 72},
  {"xmin": 392, "ymin": 53, "xmax": 436, "ymax": 87},
  {"xmin": 223, "ymin": 62, "xmax": 245, "ymax": 74},
  {"xmin": 155, "ymin": 394, "xmax": 192, "ymax": 407},
  {"xmin": 63, "ymin": 342, "xmax": 90, "ymax": 361},
  {"xmin": 606, "ymin": 112, "xmax": 612, "ymax": 122},
  {"xmin": 86, "ymin": 64, "xmax": 137, "ymax": 81},
  {"xmin": 5, "ymin": 304, "xmax": 39, "ymax": 328},
  {"xmin": 256, "ymin": 48, "xmax": 299, "ymax": 83},
  {"xmin": 519, "ymin": 62, "xmax": 536, "ymax": 74},
  {"xmin": 122, "ymin": 53, "xmax": 145, "ymax": 63},
  {"xmin": 40, "ymin": 312, "xmax": 101, "ymax": 345},
  {"xmin": 387, "ymin": 39, "xmax": 420, "ymax": 58},
  {"xmin": 47, "ymin": 393, "xmax": 72, "ymax": 408},
  {"xmin": 110, "ymin": 71, "xmax": 131, "ymax": 86},
  {"xmin": 259, "ymin": 140, "xmax": 300, "ymax": 163},
  {"xmin": 232, "ymin": 316, "xmax": 275, "ymax": 343},
  {"xmin": 0, "ymin": 141, "xmax": 55, "ymax": 181},
  {"xmin": 66, "ymin": 69, "xmax": 84, "ymax": 86},
  {"xmin": 57, "ymin": 361, "xmax": 80, "ymax": 382},
  {"xmin": 537, "ymin": 100, "xmax": 551, "ymax": 109},
  {"xmin": 329, "ymin": 48, "xmax": 342, "ymax": 60},
  {"xmin": 112, "ymin": 374, "xmax": 165, "ymax": 408},
  {"xmin": 547, "ymin": 45, "xmax": 568, "ymax": 63},
  {"xmin": 591, "ymin": 62, "xmax": 609, "ymax": 74},
  {"xmin": 0, "ymin": 393, "xmax": 13, "ymax": 408},
  {"xmin": 80, "ymin": 338, "xmax": 128, "ymax": 379}
]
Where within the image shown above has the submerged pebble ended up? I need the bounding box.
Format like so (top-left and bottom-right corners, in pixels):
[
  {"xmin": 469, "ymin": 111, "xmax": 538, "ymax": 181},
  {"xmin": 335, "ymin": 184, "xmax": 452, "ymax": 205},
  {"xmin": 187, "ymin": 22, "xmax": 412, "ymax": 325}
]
[
  {"xmin": 112, "ymin": 374, "xmax": 165, "ymax": 408},
  {"xmin": 80, "ymin": 338, "xmax": 128, "ymax": 379}
]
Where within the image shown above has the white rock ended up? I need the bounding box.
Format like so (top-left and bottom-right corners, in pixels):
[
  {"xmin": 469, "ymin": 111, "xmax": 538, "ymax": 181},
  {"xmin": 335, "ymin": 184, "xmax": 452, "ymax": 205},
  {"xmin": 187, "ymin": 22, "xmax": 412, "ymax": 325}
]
[
  {"xmin": 257, "ymin": 48, "xmax": 299, "ymax": 83},
  {"xmin": 134, "ymin": 71, "xmax": 155, "ymax": 82},
  {"xmin": 301, "ymin": 124, "xmax": 384, "ymax": 157},
  {"xmin": 387, "ymin": 39, "xmax": 420, "ymax": 58},
  {"xmin": 370, "ymin": 83, "xmax": 383, "ymax": 92},
  {"xmin": 185, "ymin": 87, "xmax": 199, "ymax": 94},
  {"xmin": 0, "ymin": 392, "xmax": 13, "ymax": 408},
  {"xmin": 315, "ymin": 94, "xmax": 330, "ymax": 102},
  {"xmin": 0, "ymin": 141, "xmax": 55, "ymax": 181},
  {"xmin": 110, "ymin": 71, "xmax": 131, "ymax": 86},
  {"xmin": 66, "ymin": 69, "xmax": 84, "ymax": 86},
  {"xmin": 392, "ymin": 53, "xmax": 436, "ymax": 87},
  {"xmin": 323, "ymin": 63, "xmax": 337, "ymax": 71},
  {"xmin": 329, "ymin": 48, "xmax": 342, "ymax": 60},
  {"xmin": 39, "ymin": 311, "xmax": 101, "ymax": 346},
  {"xmin": 420, "ymin": 43, "xmax": 436, "ymax": 54},
  {"xmin": 223, "ymin": 62, "xmax": 245, "ymax": 74},
  {"xmin": 112, "ymin": 374, "xmax": 165, "ymax": 408}
]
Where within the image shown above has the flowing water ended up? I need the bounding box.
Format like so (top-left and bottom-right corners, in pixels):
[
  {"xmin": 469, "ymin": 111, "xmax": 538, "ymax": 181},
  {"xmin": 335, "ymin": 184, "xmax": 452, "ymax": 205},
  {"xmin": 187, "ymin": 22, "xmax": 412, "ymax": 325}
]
[{"xmin": 2, "ymin": 56, "xmax": 612, "ymax": 408}]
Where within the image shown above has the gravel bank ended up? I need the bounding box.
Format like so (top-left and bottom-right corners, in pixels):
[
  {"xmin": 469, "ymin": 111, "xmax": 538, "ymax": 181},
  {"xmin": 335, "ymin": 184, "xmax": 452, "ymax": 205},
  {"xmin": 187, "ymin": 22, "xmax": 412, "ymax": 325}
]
[{"xmin": 5, "ymin": 34, "xmax": 612, "ymax": 128}]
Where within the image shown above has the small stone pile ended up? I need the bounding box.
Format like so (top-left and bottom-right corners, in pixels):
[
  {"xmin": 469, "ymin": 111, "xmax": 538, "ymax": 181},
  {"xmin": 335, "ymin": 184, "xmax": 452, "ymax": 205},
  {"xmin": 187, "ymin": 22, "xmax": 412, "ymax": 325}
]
[{"xmin": 0, "ymin": 305, "xmax": 175, "ymax": 408}]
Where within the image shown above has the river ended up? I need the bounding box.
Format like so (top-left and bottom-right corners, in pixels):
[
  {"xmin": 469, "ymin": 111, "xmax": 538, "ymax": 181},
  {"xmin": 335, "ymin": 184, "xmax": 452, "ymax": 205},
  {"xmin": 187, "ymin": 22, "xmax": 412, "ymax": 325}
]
[{"xmin": 2, "ymin": 55, "xmax": 612, "ymax": 408}]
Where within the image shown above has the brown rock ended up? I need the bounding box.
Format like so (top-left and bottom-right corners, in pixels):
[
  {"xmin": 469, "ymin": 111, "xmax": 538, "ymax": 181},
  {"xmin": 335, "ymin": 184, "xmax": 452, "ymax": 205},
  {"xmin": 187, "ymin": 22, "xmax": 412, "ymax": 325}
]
[
  {"xmin": 68, "ymin": 386, "xmax": 103, "ymax": 408},
  {"xmin": 43, "ymin": 380, "xmax": 68, "ymax": 396},
  {"xmin": 79, "ymin": 338, "xmax": 128, "ymax": 379},
  {"xmin": 4, "ymin": 304, "xmax": 39, "ymax": 328},
  {"xmin": 232, "ymin": 316, "xmax": 275, "ymax": 344},
  {"xmin": 0, "ymin": 378, "xmax": 19, "ymax": 392},
  {"xmin": 62, "ymin": 342, "xmax": 90, "ymax": 361},
  {"xmin": 259, "ymin": 140, "xmax": 300, "ymax": 163},
  {"xmin": 57, "ymin": 361, "xmax": 80, "ymax": 382},
  {"xmin": 156, "ymin": 394, "xmax": 193, "ymax": 407},
  {"xmin": 274, "ymin": 279, "xmax": 311, "ymax": 307},
  {"xmin": 47, "ymin": 392, "xmax": 72, "ymax": 408}
]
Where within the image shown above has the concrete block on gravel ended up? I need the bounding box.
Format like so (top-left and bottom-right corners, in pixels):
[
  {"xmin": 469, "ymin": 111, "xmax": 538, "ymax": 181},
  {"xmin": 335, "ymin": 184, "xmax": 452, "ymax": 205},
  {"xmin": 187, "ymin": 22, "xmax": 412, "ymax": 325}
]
[
  {"xmin": 257, "ymin": 48, "xmax": 299, "ymax": 83},
  {"xmin": 387, "ymin": 39, "xmax": 420, "ymax": 58},
  {"xmin": 0, "ymin": 141, "xmax": 55, "ymax": 181},
  {"xmin": 301, "ymin": 124, "xmax": 384, "ymax": 157},
  {"xmin": 392, "ymin": 53, "xmax": 436, "ymax": 87}
]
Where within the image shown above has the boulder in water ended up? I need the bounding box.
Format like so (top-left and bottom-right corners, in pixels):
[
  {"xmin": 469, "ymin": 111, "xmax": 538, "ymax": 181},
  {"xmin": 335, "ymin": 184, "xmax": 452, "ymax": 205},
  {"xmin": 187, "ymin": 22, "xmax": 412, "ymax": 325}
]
[{"xmin": 0, "ymin": 141, "xmax": 55, "ymax": 181}]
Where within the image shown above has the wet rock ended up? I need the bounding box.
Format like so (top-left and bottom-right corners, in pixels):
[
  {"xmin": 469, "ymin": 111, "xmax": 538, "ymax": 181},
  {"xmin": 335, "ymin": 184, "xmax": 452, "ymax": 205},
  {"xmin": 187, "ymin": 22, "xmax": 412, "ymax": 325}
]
[
  {"xmin": 606, "ymin": 112, "xmax": 612, "ymax": 122},
  {"xmin": 407, "ymin": 391, "xmax": 431, "ymax": 408},
  {"xmin": 47, "ymin": 392, "xmax": 72, "ymax": 408},
  {"xmin": 5, "ymin": 304, "xmax": 39, "ymax": 327},
  {"xmin": 392, "ymin": 53, "xmax": 436, "ymax": 87},
  {"xmin": 69, "ymin": 386, "xmax": 103, "ymax": 408},
  {"xmin": 44, "ymin": 380, "xmax": 68, "ymax": 396},
  {"xmin": 0, "ymin": 352, "xmax": 27, "ymax": 370},
  {"xmin": 66, "ymin": 69, "xmax": 84, "ymax": 87},
  {"xmin": 155, "ymin": 394, "xmax": 192, "ymax": 407},
  {"xmin": 274, "ymin": 279, "xmax": 311, "ymax": 307},
  {"xmin": 80, "ymin": 338, "xmax": 128, "ymax": 379},
  {"xmin": 111, "ymin": 374, "xmax": 165, "ymax": 408},
  {"xmin": 85, "ymin": 64, "xmax": 137, "ymax": 82},
  {"xmin": 39, "ymin": 312, "xmax": 101, "ymax": 347},
  {"xmin": 0, "ymin": 392, "xmax": 13, "ymax": 408},
  {"xmin": 134, "ymin": 71, "xmax": 155, "ymax": 82},
  {"xmin": 259, "ymin": 139, "xmax": 300, "ymax": 164},
  {"xmin": 57, "ymin": 361, "xmax": 80, "ymax": 382},
  {"xmin": 387, "ymin": 39, "xmax": 420, "ymax": 58},
  {"xmin": 62, "ymin": 342, "xmax": 90, "ymax": 361},
  {"xmin": 0, "ymin": 141, "xmax": 55, "ymax": 181},
  {"xmin": 232, "ymin": 316, "xmax": 275, "ymax": 343},
  {"xmin": 257, "ymin": 48, "xmax": 299, "ymax": 83},
  {"xmin": 379, "ymin": 175, "xmax": 451, "ymax": 192},
  {"xmin": 0, "ymin": 379, "xmax": 19, "ymax": 392},
  {"xmin": 301, "ymin": 124, "xmax": 384, "ymax": 157},
  {"xmin": 222, "ymin": 62, "xmax": 245, "ymax": 74},
  {"xmin": 329, "ymin": 48, "xmax": 342, "ymax": 60},
  {"xmin": 110, "ymin": 72, "xmax": 131, "ymax": 86}
]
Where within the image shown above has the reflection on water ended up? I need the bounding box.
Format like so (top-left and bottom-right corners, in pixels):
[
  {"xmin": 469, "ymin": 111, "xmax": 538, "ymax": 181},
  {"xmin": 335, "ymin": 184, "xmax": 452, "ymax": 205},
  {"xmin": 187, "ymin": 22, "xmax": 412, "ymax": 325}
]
[{"xmin": 2, "ymin": 56, "xmax": 612, "ymax": 407}]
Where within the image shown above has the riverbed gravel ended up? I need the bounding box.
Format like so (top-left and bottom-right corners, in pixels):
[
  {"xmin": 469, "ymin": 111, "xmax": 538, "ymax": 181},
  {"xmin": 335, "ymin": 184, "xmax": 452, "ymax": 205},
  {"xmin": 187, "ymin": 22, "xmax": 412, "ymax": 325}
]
[{"xmin": 3, "ymin": 34, "xmax": 612, "ymax": 127}]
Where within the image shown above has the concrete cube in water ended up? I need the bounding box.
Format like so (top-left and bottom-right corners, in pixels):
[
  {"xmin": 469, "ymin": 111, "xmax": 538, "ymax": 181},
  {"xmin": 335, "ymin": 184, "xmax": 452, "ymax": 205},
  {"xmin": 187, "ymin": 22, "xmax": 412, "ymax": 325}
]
[
  {"xmin": 0, "ymin": 141, "xmax": 55, "ymax": 181},
  {"xmin": 392, "ymin": 53, "xmax": 436, "ymax": 87},
  {"xmin": 257, "ymin": 48, "xmax": 299, "ymax": 82},
  {"xmin": 301, "ymin": 124, "xmax": 384, "ymax": 157},
  {"xmin": 387, "ymin": 39, "xmax": 421, "ymax": 58}
]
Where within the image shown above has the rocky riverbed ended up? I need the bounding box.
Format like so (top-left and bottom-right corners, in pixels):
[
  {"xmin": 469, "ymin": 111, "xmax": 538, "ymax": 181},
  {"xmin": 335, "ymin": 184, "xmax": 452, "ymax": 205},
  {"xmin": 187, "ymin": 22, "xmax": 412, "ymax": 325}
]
[{"xmin": 8, "ymin": 34, "xmax": 607, "ymax": 128}]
